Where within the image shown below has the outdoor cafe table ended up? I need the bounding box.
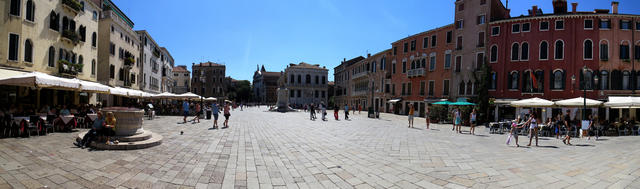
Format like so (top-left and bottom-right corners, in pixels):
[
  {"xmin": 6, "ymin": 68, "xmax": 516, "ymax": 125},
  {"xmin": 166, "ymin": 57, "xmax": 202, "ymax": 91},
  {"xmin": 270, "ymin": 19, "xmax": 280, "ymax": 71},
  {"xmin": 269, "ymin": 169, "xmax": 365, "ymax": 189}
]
[
  {"xmin": 86, "ymin": 114, "xmax": 98, "ymax": 121},
  {"xmin": 60, "ymin": 115, "xmax": 75, "ymax": 124},
  {"xmin": 12, "ymin": 117, "xmax": 29, "ymax": 125}
]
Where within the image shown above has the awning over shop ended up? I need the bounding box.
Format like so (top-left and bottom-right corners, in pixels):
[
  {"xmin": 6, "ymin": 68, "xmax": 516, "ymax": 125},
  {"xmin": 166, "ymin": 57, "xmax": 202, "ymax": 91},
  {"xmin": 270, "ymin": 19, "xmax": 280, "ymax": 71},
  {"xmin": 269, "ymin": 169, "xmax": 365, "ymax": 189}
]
[
  {"xmin": 109, "ymin": 87, "xmax": 129, "ymax": 96},
  {"xmin": 424, "ymin": 98, "xmax": 447, "ymax": 103},
  {"xmin": 604, "ymin": 96, "xmax": 640, "ymax": 108},
  {"xmin": 0, "ymin": 68, "xmax": 27, "ymax": 80},
  {"xmin": 388, "ymin": 99, "xmax": 402, "ymax": 103},
  {"xmin": 75, "ymin": 79, "xmax": 110, "ymax": 93},
  {"xmin": 510, "ymin": 97, "xmax": 554, "ymax": 107},
  {"xmin": 153, "ymin": 92, "xmax": 179, "ymax": 99},
  {"xmin": 493, "ymin": 99, "xmax": 517, "ymax": 104},
  {"xmin": 176, "ymin": 92, "xmax": 201, "ymax": 100},
  {"xmin": 0, "ymin": 71, "xmax": 80, "ymax": 90},
  {"xmin": 555, "ymin": 97, "xmax": 603, "ymax": 107},
  {"xmin": 205, "ymin": 97, "xmax": 217, "ymax": 101}
]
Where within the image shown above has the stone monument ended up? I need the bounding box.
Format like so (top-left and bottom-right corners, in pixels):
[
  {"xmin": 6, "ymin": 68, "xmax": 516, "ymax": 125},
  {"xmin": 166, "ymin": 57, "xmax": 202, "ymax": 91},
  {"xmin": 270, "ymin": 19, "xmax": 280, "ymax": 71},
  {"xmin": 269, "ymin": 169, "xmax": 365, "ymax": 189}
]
[
  {"xmin": 276, "ymin": 74, "xmax": 291, "ymax": 112},
  {"xmin": 76, "ymin": 107, "xmax": 162, "ymax": 150}
]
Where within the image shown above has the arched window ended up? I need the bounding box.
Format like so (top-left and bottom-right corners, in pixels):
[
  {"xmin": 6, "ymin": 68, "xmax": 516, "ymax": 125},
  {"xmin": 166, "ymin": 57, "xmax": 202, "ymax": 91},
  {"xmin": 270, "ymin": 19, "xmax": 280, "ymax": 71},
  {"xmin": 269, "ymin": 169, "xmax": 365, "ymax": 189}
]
[
  {"xmin": 421, "ymin": 59, "xmax": 426, "ymax": 68},
  {"xmin": 600, "ymin": 40, "xmax": 609, "ymax": 60},
  {"xmin": 290, "ymin": 75, "xmax": 294, "ymax": 83},
  {"xmin": 490, "ymin": 45, "xmax": 498, "ymax": 62},
  {"xmin": 78, "ymin": 55, "xmax": 83, "ymax": 73},
  {"xmin": 315, "ymin": 75, "xmax": 319, "ymax": 84},
  {"xmin": 620, "ymin": 41, "xmax": 631, "ymax": 60},
  {"xmin": 459, "ymin": 82, "xmax": 465, "ymax": 95},
  {"xmin": 581, "ymin": 70, "xmax": 593, "ymax": 90},
  {"xmin": 79, "ymin": 26, "xmax": 86, "ymax": 42},
  {"xmin": 305, "ymin": 74, "xmax": 311, "ymax": 84},
  {"xmin": 48, "ymin": 46, "xmax": 55, "ymax": 67},
  {"xmin": 91, "ymin": 59, "xmax": 96, "ymax": 75},
  {"xmin": 623, "ymin": 71, "xmax": 630, "ymax": 90},
  {"xmin": 91, "ymin": 32, "xmax": 97, "ymax": 47},
  {"xmin": 297, "ymin": 75, "xmax": 301, "ymax": 84},
  {"xmin": 555, "ymin": 40, "xmax": 564, "ymax": 60},
  {"xmin": 600, "ymin": 70, "xmax": 609, "ymax": 90},
  {"xmin": 411, "ymin": 60, "xmax": 416, "ymax": 69},
  {"xmin": 24, "ymin": 39, "xmax": 33, "ymax": 63},
  {"xmin": 521, "ymin": 42, "xmax": 529, "ymax": 60},
  {"xmin": 539, "ymin": 41, "xmax": 548, "ymax": 60},
  {"xmin": 511, "ymin": 43, "xmax": 519, "ymax": 61},
  {"xmin": 25, "ymin": 0, "xmax": 34, "ymax": 22},
  {"xmin": 552, "ymin": 70, "xmax": 565, "ymax": 90},
  {"xmin": 9, "ymin": 0, "xmax": 20, "ymax": 16},
  {"xmin": 49, "ymin": 11, "xmax": 59, "ymax": 30},
  {"xmin": 584, "ymin": 39, "xmax": 593, "ymax": 59},
  {"xmin": 466, "ymin": 81, "xmax": 472, "ymax": 95},
  {"xmin": 62, "ymin": 16, "xmax": 69, "ymax": 31},
  {"xmin": 508, "ymin": 71, "xmax": 519, "ymax": 90}
]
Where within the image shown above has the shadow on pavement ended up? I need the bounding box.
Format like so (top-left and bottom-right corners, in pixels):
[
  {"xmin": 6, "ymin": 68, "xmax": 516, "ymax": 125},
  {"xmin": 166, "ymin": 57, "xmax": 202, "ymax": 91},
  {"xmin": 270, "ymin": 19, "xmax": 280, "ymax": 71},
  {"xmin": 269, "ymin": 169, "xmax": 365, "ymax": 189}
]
[
  {"xmin": 537, "ymin": 145, "xmax": 558, "ymax": 148},
  {"xmin": 575, "ymin": 144, "xmax": 595, "ymax": 147}
]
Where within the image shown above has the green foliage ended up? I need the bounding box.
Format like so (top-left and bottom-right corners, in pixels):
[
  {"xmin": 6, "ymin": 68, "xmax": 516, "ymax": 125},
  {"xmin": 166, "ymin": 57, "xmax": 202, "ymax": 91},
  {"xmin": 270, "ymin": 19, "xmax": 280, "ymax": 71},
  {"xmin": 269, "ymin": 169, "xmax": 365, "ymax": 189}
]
[
  {"xmin": 429, "ymin": 105, "xmax": 449, "ymax": 123},
  {"xmin": 62, "ymin": 0, "xmax": 82, "ymax": 12},
  {"xmin": 473, "ymin": 58, "xmax": 492, "ymax": 123},
  {"xmin": 62, "ymin": 30, "xmax": 80, "ymax": 44},
  {"xmin": 227, "ymin": 80, "xmax": 252, "ymax": 102},
  {"xmin": 57, "ymin": 59, "xmax": 82, "ymax": 76}
]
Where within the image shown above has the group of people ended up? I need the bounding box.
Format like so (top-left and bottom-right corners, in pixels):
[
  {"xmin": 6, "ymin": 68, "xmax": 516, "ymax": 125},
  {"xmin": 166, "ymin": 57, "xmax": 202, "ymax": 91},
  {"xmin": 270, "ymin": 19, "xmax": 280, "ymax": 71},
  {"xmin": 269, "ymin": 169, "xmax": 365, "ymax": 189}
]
[
  {"xmin": 180, "ymin": 100, "xmax": 232, "ymax": 129},
  {"xmin": 306, "ymin": 102, "xmax": 328, "ymax": 121},
  {"xmin": 507, "ymin": 109, "xmax": 597, "ymax": 147},
  {"xmin": 75, "ymin": 111, "xmax": 117, "ymax": 148}
]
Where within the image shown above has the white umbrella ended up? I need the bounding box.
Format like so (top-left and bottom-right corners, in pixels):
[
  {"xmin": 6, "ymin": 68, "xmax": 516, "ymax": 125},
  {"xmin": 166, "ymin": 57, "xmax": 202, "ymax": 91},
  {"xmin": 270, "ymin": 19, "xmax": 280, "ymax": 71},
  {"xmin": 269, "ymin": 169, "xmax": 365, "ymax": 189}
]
[
  {"xmin": 126, "ymin": 89, "xmax": 144, "ymax": 97},
  {"xmin": 510, "ymin": 97, "xmax": 555, "ymax": 107},
  {"xmin": 555, "ymin": 97, "xmax": 603, "ymax": 107},
  {"xmin": 109, "ymin": 87, "xmax": 129, "ymax": 96},
  {"xmin": 75, "ymin": 79, "xmax": 110, "ymax": 93},
  {"xmin": 177, "ymin": 92, "xmax": 201, "ymax": 100},
  {"xmin": 154, "ymin": 92, "xmax": 179, "ymax": 99},
  {"xmin": 604, "ymin": 96, "xmax": 640, "ymax": 108},
  {"xmin": 0, "ymin": 71, "xmax": 79, "ymax": 90},
  {"xmin": 205, "ymin": 97, "xmax": 217, "ymax": 101}
]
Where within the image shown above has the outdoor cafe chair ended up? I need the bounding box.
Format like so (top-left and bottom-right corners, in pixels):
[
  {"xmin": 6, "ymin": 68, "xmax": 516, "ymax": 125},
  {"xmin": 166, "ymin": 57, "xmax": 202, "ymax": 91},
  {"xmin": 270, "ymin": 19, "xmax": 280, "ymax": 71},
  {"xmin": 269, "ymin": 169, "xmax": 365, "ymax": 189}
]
[
  {"xmin": 27, "ymin": 116, "xmax": 42, "ymax": 137},
  {"xmin": 618, "ymin": 124, "xmax": 629, "ymax": 136},
  {"xmin": 43, "ymin": 115, "xmax": 56, "ymax": 134}
]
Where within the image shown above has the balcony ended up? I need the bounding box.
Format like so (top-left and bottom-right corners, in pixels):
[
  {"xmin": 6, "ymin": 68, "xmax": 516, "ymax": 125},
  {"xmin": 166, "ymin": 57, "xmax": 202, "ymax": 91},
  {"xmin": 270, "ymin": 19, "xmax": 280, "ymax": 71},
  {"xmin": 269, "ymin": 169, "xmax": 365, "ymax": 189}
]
[
  {"xmin": 61, "ymin": 30, "xmax": 80, "ymax": 45},
  {"xmin": 57, "ymin": 60, "xmax": 82, "ymax": 77},
  {"xmin": 406, "ymin": 69, "xmax": 425, "ymax": 78},
  {"xmin": 124, "ymin": 57, "xmax": 135, "ymax": 67},
  {"xmin": 62, "ymin": 0, "xmax": 82, "ymax": 15},
  {"xmin": 352, "ymin": 71, "xmax": 368, "ymax": 79}
]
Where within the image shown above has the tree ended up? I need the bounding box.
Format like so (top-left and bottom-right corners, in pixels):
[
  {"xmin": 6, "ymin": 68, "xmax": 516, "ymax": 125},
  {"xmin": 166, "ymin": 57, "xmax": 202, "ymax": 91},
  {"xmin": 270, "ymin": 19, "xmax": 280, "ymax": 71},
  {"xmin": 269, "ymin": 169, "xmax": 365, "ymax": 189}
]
[
  {"xmin": 473, "ymin": 58, "xmax": 492, "ymax": 124},
  {"xmin": 227, "ymin": 80, "xmax": 252, "ymax": 102}
]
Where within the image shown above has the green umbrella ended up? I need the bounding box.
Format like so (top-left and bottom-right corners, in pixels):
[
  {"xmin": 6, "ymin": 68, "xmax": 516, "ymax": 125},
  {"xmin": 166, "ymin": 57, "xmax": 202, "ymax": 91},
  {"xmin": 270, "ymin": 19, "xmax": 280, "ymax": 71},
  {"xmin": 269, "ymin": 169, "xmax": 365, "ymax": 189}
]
[
  {"xmin": 450, "ymin": 101, "xmax": 476, "ymax": 106},
  {"xmin": 433, "ymin": 101, "xmax": 453, "ymax": 105}
]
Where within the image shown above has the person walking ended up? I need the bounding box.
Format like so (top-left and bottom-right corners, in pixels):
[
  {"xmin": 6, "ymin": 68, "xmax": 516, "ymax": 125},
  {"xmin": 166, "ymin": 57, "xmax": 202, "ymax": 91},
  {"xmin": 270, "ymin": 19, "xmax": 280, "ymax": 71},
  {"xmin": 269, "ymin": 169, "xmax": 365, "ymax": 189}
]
[
  {"xmin": 321, "ymin": 102, "xmax": 327, "ymax": 121},
  {"xmin": 310, "ymin": 103, "xmax": 316, "ymax": 120},
  {"xmin": 554, "ymin": 114, "xmax": 562, "ymax": 139},
  {"xmin": 193, "ymin": 103, "xmax": 201, "ymax": 123},
  {"xmin": 182, "ymin": 100, "xmax": 190, "ymax": 123},
  {"xmin": 455, "ymin": 108, "xmax": 462, "ymax": 133},
  {"xmin": 509, "ymin": 116, "xmax": 524, "ymax": 147},
  {"xmin": 358, "ymin": 105, "xmax": 362, "ymax": 114},
  {"xmin": 562, "ymin": 110, "xmax": 572, "ymax": 145},
  {"xmin": 526, "ymin": 112, "xmax": 539, "ymax": 147},
  {"xmin": 334, "ymin": 105, "xmax": 339, "ymax": 120},
  {"xmin": 470, "ymin": 109, "xmax": 477, "ymax": 135},
  {"xmin": 586, "ymin": 114, "xmax": 594, "ymax": 140},
  {"xmin": 223, "ymin": 103, "xmax": 231, "ymax": 129},
  {"xmin": 425, "ymin": 105, "xmax": 430, "ymax": 130},
  {"xmin": 211, "ymin": 103, "xmax": 221, "ymax": 129},
  {"xmin": 344, "ymin": 104, "xmax": 349, "ymax": 120},
  {"xmin": 451, "ymin": 109, "xmax": 456, "ymax": 131},
  {"xmin": 408, "ymin": 104, "xmax": 415, "ymax": 128}
]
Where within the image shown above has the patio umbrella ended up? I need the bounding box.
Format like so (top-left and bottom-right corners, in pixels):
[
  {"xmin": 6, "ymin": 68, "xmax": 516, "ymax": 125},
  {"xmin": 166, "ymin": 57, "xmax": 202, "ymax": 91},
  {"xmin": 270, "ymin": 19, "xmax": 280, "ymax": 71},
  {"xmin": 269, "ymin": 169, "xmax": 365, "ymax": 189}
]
[
  {"xmin": 205, "ymin": 97, "xmax": 217, "ymax": 101},
  {"xmin": 0, "ymin": 71, "xmax": 80, "ymax": 90},
  {"xmin": 555, "ymin": 97, "xmax": 603, "ymax": 107},
  {"xmin": 177, "ymin": 92, "xmax": 201, "ymax": 100},
  {"xmin": 433, "ymin": 101, "xmax": 453, "ymax": 105},
  {"xmin": 154, "ymin": 92, "xmax": 178, "ymax": 99},
  {"xmin": 604, "ymin": 96, "xmax": 640, "ymax": 108},
  {"xmin": 109, "ymin": 87, "xmax": 129, "ymax": 96},
  {"xmin": 451, "ymin": 101, "xmax": 476, "ymax": 106},
  {"xmin": 510, "ymin": 97, "xmax": 554, "ymax": 107}
]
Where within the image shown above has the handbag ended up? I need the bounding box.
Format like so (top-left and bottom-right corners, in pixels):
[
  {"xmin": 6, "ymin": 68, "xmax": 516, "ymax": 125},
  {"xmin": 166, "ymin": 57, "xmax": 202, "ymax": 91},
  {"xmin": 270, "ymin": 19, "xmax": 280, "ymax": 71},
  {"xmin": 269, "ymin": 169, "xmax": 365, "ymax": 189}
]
[{"xmin": 506, "ymin": 133, "xmax": 512, "ymax": 145}]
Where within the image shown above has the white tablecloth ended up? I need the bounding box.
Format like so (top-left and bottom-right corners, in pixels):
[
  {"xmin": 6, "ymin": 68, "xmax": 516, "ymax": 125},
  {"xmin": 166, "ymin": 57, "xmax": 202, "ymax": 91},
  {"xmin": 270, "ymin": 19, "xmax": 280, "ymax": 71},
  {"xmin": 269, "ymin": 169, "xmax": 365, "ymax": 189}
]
[{"xmin": 60, "ymin": 116, "xmax": 74, "ymax": 124}]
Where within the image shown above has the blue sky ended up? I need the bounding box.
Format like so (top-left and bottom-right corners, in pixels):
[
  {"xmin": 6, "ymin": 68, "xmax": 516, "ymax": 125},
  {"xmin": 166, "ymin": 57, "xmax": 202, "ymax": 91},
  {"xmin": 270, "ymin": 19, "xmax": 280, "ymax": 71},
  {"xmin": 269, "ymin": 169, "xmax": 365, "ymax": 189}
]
[{"xmin": 113, "ymin": 0, "xmax": 640, "ymax": 82}]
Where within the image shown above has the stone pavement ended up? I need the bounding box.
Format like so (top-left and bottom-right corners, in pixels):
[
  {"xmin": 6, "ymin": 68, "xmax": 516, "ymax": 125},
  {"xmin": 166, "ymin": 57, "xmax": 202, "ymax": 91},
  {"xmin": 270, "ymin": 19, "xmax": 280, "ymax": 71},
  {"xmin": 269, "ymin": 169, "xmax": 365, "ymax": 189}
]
[{"xmin": 0, "ymin": 107, "xmax": 639, "ymax": 189}]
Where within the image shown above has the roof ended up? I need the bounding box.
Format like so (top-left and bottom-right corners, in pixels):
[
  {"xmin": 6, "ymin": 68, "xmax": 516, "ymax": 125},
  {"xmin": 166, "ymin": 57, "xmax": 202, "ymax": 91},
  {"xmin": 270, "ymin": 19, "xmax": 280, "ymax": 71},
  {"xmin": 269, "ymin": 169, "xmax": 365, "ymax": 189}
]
[
  {"xmin": 289, "ymin": 62, "xmax": 327, "ymax": 70},
  {"xmin": 193, "ymin": 62, "xmax": 224, "ymax": 67},
  {"xmin": 172, "ymin": 66, "xmax": 189, "ymax": 73},
  {"xmin": 263, "ymin": 72, "xmax": 281, "ymax": 77},
  {"xmin": 392, "ymin": 24, "xmax": 454, "ymax": 44},
  {"xmin": 328, "ymin": 81, "xmax": 335, "ymax": 85},
  {"xmin": 343, "ymin": 56, "xmax": 365, "ymax": 67},
  {"xmin": 491, "ymin": 13, "xmax": 640, "ymax": 24}
]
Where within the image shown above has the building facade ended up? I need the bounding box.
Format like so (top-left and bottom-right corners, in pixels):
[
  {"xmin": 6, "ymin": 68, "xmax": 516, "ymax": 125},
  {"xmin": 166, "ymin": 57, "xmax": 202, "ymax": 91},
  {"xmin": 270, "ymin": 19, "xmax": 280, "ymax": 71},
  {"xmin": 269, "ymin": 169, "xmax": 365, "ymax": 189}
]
[
  {"xmin": 333, "ymin": 56, "xmax": 364, "ymax": 108},
  {"xmin": 160, "ymin": 47, "xmax": 174, "ymax": 93},
  {"xmin": 1, "ymin": 0, "xmax": 101, "ymax": 105},
  {"xmin": 191, "ymin": 62, "xmax": 226, "ymax": 98},
  {"xmin": 284, "ymin": 62, "xmax": 328, "ymax": 106},
  {"xmin": 172, "ymin": 65, "xmax": 190, "ymax": 94},
  {"xmin": 136, "ymin": 30, "xmax": 162, "ymax": 94},
  {"xmin": 252, "ymin": 65, "xmax": 281, "ymax": 104}
]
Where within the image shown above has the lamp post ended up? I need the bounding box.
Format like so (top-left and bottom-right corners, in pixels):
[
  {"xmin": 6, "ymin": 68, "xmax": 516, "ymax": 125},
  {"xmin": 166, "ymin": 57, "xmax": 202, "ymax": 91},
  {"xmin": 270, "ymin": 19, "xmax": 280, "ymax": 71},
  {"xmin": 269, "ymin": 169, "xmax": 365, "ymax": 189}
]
[{"xmin": 583, "ymin": 66, "xmax": 587, "ymax": 121}]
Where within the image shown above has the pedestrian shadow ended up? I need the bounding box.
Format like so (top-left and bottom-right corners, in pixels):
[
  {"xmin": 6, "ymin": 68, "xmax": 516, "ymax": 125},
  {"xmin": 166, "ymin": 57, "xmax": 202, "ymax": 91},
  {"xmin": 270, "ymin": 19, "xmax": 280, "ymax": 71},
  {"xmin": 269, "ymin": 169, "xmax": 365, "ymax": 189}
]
[
  {"xmin": 595, "ymin": 138, "xmax": 608, "ymax": 141},
  {"xmin": 207, "ymin": 128, "xmax": 218, "ymax": 130},
  {"xmin": 575, "ymin": 144, "xmax": 595, "ymax": 147},
  {"xmin": 473, "ymin": 134, "xmax": 489, "ymax": 137},
  {"xmin": 536, "ymin": 145, "xmax": 558, "ymax": 148}
]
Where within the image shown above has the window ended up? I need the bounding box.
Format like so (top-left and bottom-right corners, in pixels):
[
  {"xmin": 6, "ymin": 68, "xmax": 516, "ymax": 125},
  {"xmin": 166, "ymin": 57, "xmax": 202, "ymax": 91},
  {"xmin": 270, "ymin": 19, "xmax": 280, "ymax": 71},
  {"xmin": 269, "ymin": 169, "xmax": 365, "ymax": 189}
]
[
  {"xmin": 600, "ymin": 71, "xmax": 609, "ymax": 90},
  {"xmin": 392, "ymin": 84, "xmax": 395, "ymax": 95},
  {"xmin": 79, "ymin": 26, "xmax": 86, "ymax": 42},
  {"xmin": 458, "ymin": 3, "xmax": 464, "ymax": 11},
  {"xmin": 637, "ymin": 22, "xmax": 640, "ymax": 30},
  {"xmin": 393, "ymin": 47, "xmax": 397, "ymax": 55},
  {"xmin": 540, "ymin": 21, "xmax": 549, "ymax": 31},
  {"xmin": 91, "ymin": 60, "xmax": 96, "ymax": 75},
  {"xmin": 10, "ymin": 0, "xmax": 20, "ymax": 16},
  {"xmin": 118, "ymin": 68, "xmax": 124, "ymax": 81},
  {"xmin": 322, "ymin": 76, "xmax": 326, "ymax": 84},
  {"xmin": 584, "ymin": 40, "xmax": 593, "ymax": 60},
  {"xmin": 443, "ymin": 80, "xmax": 450, "ymax": 96},
  {"xmin": 551, "ymin": 70, "xmax": 565, "ymax": 90},
  {"xmin": 25, "ymin": 0, "xmax": 34, "ymax": 22},
  {"xmin": 315, "ymin": 75, "xmax": 319, "ymax": 84},
  {"xmin": 90, "ymin": 32, "xmax": 97, "ymax": 47},
  {"xmin": 446, "ymin": 31, "xmax": 452, "ymax": 43},
  {"xmin": 508, "ymin": 72, "xmax": 519, "ymax": 90},
  {"xmin": 93, "ymin": 11, "xmax": 98, "ymax": 21},
  {"xmin": 600, "ymin": 42, "xmax": 609, "ymax": 60},
  {"xmin": 109, "ymin": 65, "xmax": 115, "ymax": 79},
  {"xmin": 429, "ymin": 54, "xmax": 436, "ymax": 71},
  {"xmin": 8, "ymin": 33, "xmax": 19, "ymax": 61},
  {"xmin": 392, "ymin": 62, "xmax": 396, "ymax": 74},
  {"xmin": 490, "ymin": 45, "xmax": 498, "ymax": 63},
  {"xmin": 289, "ymin": 75, "xmax": 294, "ymax": 83},
  {"xmin": 48, "ymin": 46, "xmax": 55, "ymax": 67},
  {"xmin": 305, "ymin": 74, "xmax": 311, "ymax": 84},
  {"xmin": 297, "ymin": 75, "xmax": 302, "ymax": 83},
  {"xmin": 580, "ymin": 70, "xmax": 593, "ymax": 90},
  {"xmin": 478, "ymin": 32, "xmax": 485, "ymax": 47},
  {"xmin": 428, "ymin": 81, "xmax": 434, "ymax": 96},
  {"xmin": 555, "ymin": 20, "xmax": 564, "ymax": 30},
  {"xmin": 522, "ymin": 23, "xmax": 530, "ymax": 32},
  {"xmin": 456, "ymin": 20, "xmax": 464, "ymax": 29},
  {"xmin": 477, "ymin": 15, "xmax": 485, "ymax": 25},
  {"xmin": 297, "ymin": 90, "xmax": 301, "ymax": 98},
  {"xmin": 456, "ymin": 36, "xmax": 463, "ymax": 50},
  {"xmin": 476, "ymin": 53, "xmax": 484, "ymax": 68},
  {"xmin": 480, "ymin": 0, "xmax": 486, "ymax": 5},
  {"xmin": 635, "ymin": 44, "xmax": 640, "ymax": 60},
  {"xmin": 420, "ymin": 81, "xmax": 425, "ymax": 96},
  {"xmin": 407, "ymin": 83, "xmax": 412, "ymax": 95},
  {"xmin": 539, "ymin": 41, "xmax": 549, "ymax": 60},
  {"xmin": 109, "ymin": 43, "xmax": 115, "ymax": 55},
  {"xmin": 623, "ymin": 71, "xmax": 630, "ymax": 90},
  {"xmin": 466, "ymin": 82, "xmax": 472, "ymax": 95},
  {"xmin": 410, "ymin": 40, "xmax": 416, "ymax": 51},
  {"xmin": 459, "ymin": 82, "xmax": 465, "ymax": 95},
  {"xmin": 131, "ymin": 74, "xmax": 136, "ymax": 84},
  {"xmin": 491, "ymin": 26, "xmax": 500, "ymax": 36},
  {"xmin": 289, "ymin": 90, "xmax": 294, "ymax": 98},
  {"xmin": 24, "ymin": 39, "xmax": 33, "ymax": 63},
  {"xmin": 80, "ymin": 1, "xmax": 85, "ymax": 11},
  {"xmin": 49, "ymin": 11, "xmax": 59, "ymax": 31},
  {"xmin": 599, "ymin": 19, "xmax": 611, "ymax": 29},
  {"xmin": 403, "ymin": 43, "xmax": 408, "ymax": 53},
  {"xmin": 511, "ymin": 43, "xmax": 519, "ymax": 61},
  {"xmin": 620, "ymin": 42, "xmax": 630, "ymax": 60},
  {"xmin": 621, "ymin": 20, "xmax": 631, "ymax": 30},
  {"xmin": 521, "ymin": 42, "xmax": 529, "ymax": 60},
  {"xmin": 584, "ymin": 19, "xmax": 593, "ymax": 29},
  {"xmin": 444, "ymin": 52, "xmax": 452, "ymax": 69},
  {"xmin": 423, "ymin": 37, "xmax": 429, "ymax": 48},
  {"xmin": 402, "ymin": 61, "xmax": 406, "ymax": 73},
  {"xmin": 512, "ymin": 24, "xmax": 520, "ymax": 33},
  {"xmin": 455, "ymin": 56, "xmax": 462, "ymax": 72},
  {"xmin": 321, "ymin": 91, "xmax": 325, "ymax": 98},
  {"xmin": 431, "ymin": 35, "xmax": 437, "ymax": 47},
  {"xmin": 401, "ymin": 83, "xmax": 406, "ymax": 96},
  {"xmin": 555, "ymin": 40, "xmax": 564, "ymax": 60}
]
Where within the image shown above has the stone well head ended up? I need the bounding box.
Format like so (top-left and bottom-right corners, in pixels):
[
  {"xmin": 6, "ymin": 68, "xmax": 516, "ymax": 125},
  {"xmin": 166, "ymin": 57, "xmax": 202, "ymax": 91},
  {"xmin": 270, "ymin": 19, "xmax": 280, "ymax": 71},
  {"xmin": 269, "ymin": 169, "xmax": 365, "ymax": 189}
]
[{"xmin": 101, "ymin": 107, "xmax": 144, "ymax": 136}]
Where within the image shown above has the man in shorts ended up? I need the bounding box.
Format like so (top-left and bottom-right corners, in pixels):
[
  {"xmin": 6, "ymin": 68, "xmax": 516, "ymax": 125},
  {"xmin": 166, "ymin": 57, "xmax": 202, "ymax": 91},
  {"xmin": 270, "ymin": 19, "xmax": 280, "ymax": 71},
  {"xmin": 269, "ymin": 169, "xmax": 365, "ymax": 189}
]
[
  {"xmin": 182, "ymin": 100, "xmax": 190, "ymax": 123},
  {"xmin": 212, "ymin": 103, "xmax": 221, "ymax": 129}
]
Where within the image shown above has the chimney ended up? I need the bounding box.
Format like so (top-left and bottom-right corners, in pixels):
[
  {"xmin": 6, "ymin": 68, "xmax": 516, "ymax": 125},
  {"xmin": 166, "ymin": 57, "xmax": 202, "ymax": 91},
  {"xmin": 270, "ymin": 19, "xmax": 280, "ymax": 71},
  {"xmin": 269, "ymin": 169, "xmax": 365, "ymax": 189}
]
[
  {"xmin": 553, "ymin": 0, "xmax": 567, "ymax": 14},
  {"xmin": 611, "ymin": 1, "xmax": 619, "ymax": 14},
  {"xmin": 367, "ymin": 53, "xmax": 371, "ymax": 58},
  {"xmin": 532, "ymin": 6, "xmax": 538, "ymax": 16},
  {"xmin": 571, "ymin": 3, "xmax": 577, "ymax": 13}
]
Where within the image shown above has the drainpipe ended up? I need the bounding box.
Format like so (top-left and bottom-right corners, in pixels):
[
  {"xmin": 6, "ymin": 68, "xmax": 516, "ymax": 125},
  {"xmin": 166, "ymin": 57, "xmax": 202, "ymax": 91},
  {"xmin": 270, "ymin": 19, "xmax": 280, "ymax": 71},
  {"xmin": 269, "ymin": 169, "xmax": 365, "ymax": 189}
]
[{"xmin": 633, "ymin": 17, "xmax": 636, "ymax": 94}]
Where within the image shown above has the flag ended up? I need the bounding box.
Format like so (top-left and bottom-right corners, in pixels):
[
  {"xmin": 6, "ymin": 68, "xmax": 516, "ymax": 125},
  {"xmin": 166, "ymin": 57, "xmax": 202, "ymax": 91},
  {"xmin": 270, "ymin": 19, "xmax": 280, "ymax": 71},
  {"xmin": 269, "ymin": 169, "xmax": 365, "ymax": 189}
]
[{"xmin": 530, "ymin": 71, "xmax": 538, "ymax": 90}]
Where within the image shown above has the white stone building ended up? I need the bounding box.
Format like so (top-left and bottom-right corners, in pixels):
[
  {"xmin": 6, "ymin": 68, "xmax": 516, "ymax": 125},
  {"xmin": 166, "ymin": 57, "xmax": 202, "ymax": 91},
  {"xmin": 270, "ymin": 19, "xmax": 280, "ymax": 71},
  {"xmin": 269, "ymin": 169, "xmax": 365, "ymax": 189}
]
[{"xmin": 283, "ymin": 62, "xmax": 328, "ymax": 106}]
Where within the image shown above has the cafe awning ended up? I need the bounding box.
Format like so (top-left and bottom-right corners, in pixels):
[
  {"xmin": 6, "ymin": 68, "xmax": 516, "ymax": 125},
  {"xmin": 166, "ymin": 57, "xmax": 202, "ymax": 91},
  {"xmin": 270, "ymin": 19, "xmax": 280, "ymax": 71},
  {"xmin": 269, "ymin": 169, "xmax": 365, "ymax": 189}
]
[
  {"xmin": 109, "ymin": 87, "xmax": 129, "ymax": 96},
  {"xmin": 0, "ymin": 68, "xmax": 27, "ymax": 80},
  {"xmin": 177, "ymin": 92, "xmax": 201, "ymax": 100},
  {"xmin": 75, "ymin": 79, "xmax": 110, "ymax": 93},
  {"xmin": 205, "ymin": 97, "xmax": 217, "ymax": 101},
  {"xmin": 510, "ymin": 97, "xmax": 554, "ymax": 107},
  {"xmin": 555, "ymin": 97, "xmax": 603, "ymax": 107},
  {"xmin": 0, "ymin": 71, "xmax": 80, "ymax": 90},
  {"xmin": 604, "ymin": 96, "xmax": 640, "ymax": 108},
  {"xmin": 154, "ymin": 92, "xmax": 179, "ymax": 99}
]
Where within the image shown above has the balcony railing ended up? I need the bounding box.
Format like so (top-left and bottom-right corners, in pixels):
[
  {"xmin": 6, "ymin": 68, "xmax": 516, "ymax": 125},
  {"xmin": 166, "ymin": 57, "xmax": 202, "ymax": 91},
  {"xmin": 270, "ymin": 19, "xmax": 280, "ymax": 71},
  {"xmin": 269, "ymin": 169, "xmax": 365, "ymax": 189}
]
[
  {"xmin": 62, "ymin": 0, "xmax": 82, "ymax": 14},
  {"xmin": 61, "ymin": 30, "xmax": 80, "ymax": 45},
  {"xmin": 57, "ymin": 60, "xmax": 82, "ymax": 77},
  {"xmin": 352, "ymin": 71, "xmax": 368, "ymax": 79},
  {"xmin": 407, "ymin": 69, "xmax": 425, "ymax": 78}
]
